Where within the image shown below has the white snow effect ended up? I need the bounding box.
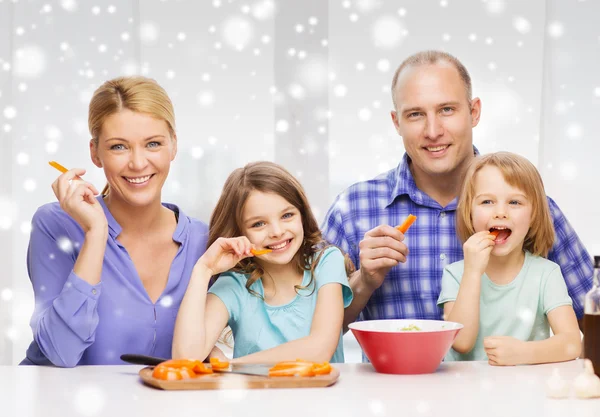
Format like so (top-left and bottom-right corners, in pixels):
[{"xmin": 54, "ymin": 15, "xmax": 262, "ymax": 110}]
[
  {"xmin": 547, "ymin": 21, "xmax": 564, "ymax": 38},
  {"xmin": 275, "ymin": 120, "xmax": 289, "ymax": 133},
  {"xmin": 121, "ymin": 32, "xmax": 130, "ymax": 41},
  {"xmin": 3, "ymin": 106, "xmax": 17, "ymax": 119},
  {"xmin": 16, "ymin": 152, "xmax": 29, "ymax": 165},
  {"xmin": 566, "ymin": 123, "xmax": 582, "ymax": 139},
  {"xmin": 376, "ymin": 59, "xmax": 390, "ymax": 72},
  {"xmin": 372, "ymin": 16, "xmax": 405, "ymax": 49},
  {"xmin": 358, "ymin": 107, "xmax": 372, "ymax": 121},
  {"xmin": 288, "ymin": 83, "xmax": 306, "ymax": 100},
  {"xmin": 177, "ymin": 32, "xmax": 186, "ymax": 41},
  {"xmin": 107, "ymin": 5, "xmax": 116, "ymax": 14},
  {"xmin": 21, "ymin": 221, "xmax": 32, "ymax": 234},
  {"xmin": 60, "ymin": 0, "xmax": 78, "ymax": 12},
  {"xmin": 24, "ymin": 179, "xmax": 37, "ymax": 192},
  {"xmin": 45, "ymin": 125, "xmax": 62, "ymax": 140},
  {"xmin": 594, "ymin": 87, "xmax": 600, "ymax": 97},
  {"xmin": 369, "ymin": 399, "xmax": 385, "ymax": 415},
  {"xmin": 485, "ymin": 0, "xmax": 505, "ymax": 14},
  {"xmin": 57, "ymin": 236, "xmax": 74, "ymax": 254},
  {"xmin": 1, "ymin": 288, "xmax": 13, "ymax": 302},
  {"xmin": 14, "ymin": 45, "xmax": 47, "ymax": 78},
  {"xmin": 513, "ymin": 16, "xmax": 531, "ymax": 34},
  {"xmin": 0, "ymin": 202, "xmax": 21, "ymax": 235},
  {"xmin": 159, "ymin": 295, "xmax": 173, "ymax": 308},
  {"xmin": 191, "ymin": 147, "xmax": 204, "ymax": 160},
  {"xmin": 73, "ymin": 385, "xmax": 106, "ymax": 416},
  {"xmin": 208, "ymin": 136, "xmax": 218, "ymax": 145},
  {"xmin": 333, "ymin": 84, "xmax": 348, "ymax": 97},
  {"xmin": 197, "ymin": 91, "xmax": 215, "ymax": 107},
  {"xmin": 139, "ymin": 22, "xmax": 159, "ymax": 44},
  {"xmin": 222, "ymin": 16, "xmax": 254, "ymax": 50},
  {"xmin": 298, "ymin": 58, "xmax": 328, "ymax": 93},
  {"xmin": 355, "ymin": 0, "xmax": 381, "ymax": 13}
]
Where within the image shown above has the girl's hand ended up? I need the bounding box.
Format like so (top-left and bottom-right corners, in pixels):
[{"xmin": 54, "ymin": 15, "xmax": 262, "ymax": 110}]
[
  {"xmin": 51, "ymin": 168, "xmax": 107, "ymax": 234},
  {"xmin": 195, "ymin": 236, "xmax": 253, "ymax": 276},
  {"xmin": 462, "ymin": 231, "xmax": 495, "ymax": 277},
  {"xmin": 484, "ymin": 336, "xmax": 527, "ymax": 366}
]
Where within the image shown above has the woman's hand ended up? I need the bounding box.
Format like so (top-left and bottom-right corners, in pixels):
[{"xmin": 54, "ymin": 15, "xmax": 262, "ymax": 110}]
[
  {"xmin": 195, "ymin": 236, "xmax": 254, "ymax": 276},
  {"xmin": 51, "ymin": 168, "xmax": 107, "ymax": 234},
  {"xmin": 462, "ymin": 231, "xmax": 495, "ymax": 277}
]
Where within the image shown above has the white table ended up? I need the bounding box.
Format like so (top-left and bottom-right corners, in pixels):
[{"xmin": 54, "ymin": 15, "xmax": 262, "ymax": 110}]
[{"xmin": 1, "ymin": 360, "xmax": 598, "ymax": 417}]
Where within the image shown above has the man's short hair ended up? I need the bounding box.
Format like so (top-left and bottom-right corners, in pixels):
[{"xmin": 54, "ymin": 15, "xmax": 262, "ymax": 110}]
[{"xmin": 391, "ymin": 50, "xmax": 472, "ymax": 109}]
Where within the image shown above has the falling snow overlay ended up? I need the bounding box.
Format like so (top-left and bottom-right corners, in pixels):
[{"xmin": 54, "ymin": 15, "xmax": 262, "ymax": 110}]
[{"xmin": 0, "ymin": 1, "xmax": 597, "ymax": 382}]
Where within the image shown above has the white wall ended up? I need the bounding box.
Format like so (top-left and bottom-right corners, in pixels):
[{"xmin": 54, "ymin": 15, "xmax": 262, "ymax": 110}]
[{"xmin": 1, "ymin": 0, "xmax": 598, "ymax": 365}]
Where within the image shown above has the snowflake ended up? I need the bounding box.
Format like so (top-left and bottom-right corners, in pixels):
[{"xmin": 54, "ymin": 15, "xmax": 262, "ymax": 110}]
[
  {"xmin": 60, "ymin": 0, "xmax": 78, "ymax": 12},
  {"xmin": 547, "ymin": 21, "xmax": 564, "ymax": 38},
  {"xmin": 376, "ymin": 59, "xmax": 390, "ymax": 72},
  {"xmin": 57, "ymin": 236, "xmax": 74, "ymax": 254},
  {"xmin": 275, "ymin": 120, "xmax": 289, "ymax": 133},
  {"xmin": 222, "ymin": 16, "xmax": 254, "ymax": 49},
  {"xmin": 358, "ymin": 108, "xmax": 372, "ymax": 121},
  {"xmin": 372, "ymin": 16, "xmax": 405, "ymax": 49},
  {"xmin": 191, "ymin": 147, "xmax": 204, "ymax": 160},
  {"xmin": 14, "ymin": 45, "xmax": 47, "ymax": 78},
  {"xmin": 73, "ymin": 385, "xmax": 106, "ymax": 416},
  {"xmin": 333, "ymin": 84, "xmax": 347, "ymax": 97},
  {"xmin": 197, "ymin": 91, "xmax": 215, "ymax": 107},
  {"xmin": 513, "ymin": 16, "xmax": 531, "ymax": 34}
]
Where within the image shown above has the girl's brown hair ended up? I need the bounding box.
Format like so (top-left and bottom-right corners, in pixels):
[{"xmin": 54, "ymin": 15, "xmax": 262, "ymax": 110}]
[
  {"xmin": 88, "ymin": 76, "xmax": 176, "ymax": 195},
  {"xmin": 456, "ymin": 152, "xmax": 555, "ymax": 257},
  {"xmin": 208, "ymin": 161, "xmax": 355, "ymax": 297}
]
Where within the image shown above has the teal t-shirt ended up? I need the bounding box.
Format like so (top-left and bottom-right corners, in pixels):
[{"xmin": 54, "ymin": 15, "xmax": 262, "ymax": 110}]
[
  {"xmin": 437, "ymin": 251, "xmax": 573, "ymax": 361},
  {"xmin": 208, "ymin": 246, "xmax": 353, "ymax": 363}
]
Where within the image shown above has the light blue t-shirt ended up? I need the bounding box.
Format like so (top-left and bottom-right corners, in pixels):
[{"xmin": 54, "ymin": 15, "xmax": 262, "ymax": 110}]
[
  {"xmin": 437, "ymin": 251, "xmax": 573, "ymax": 361},
  {"xmin": 208, "ymin": 246, "xmax": 353, "ymax": 363}
]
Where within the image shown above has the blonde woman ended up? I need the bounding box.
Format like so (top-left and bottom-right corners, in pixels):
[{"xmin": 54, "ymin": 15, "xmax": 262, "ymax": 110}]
[{"xmin": 21, "ymin": 77, "xmax": 209, "ymax": 367}]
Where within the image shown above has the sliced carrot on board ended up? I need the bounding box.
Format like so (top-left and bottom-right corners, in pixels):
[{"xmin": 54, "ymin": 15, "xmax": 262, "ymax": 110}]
[
  {"xmin": 268, "ymin": 360, "xmax": 332, "ymax": 377},
  {"xmin": 209, "ymin": 357, "xmax": 230, "ymax": 369},
  {"xmin": 396, "ymin": 214, "xmax": 417, "ymax": 234}
]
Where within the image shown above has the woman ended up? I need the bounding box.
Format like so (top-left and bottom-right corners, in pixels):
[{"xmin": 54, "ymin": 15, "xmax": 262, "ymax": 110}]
[{"xmin": 21, "ymin": 76, "xmax": 209, "ymax": 367}]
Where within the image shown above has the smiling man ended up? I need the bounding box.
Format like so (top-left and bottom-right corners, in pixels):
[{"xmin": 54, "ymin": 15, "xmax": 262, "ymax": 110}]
[{"xmin": 322, "ymin": 50, "xmax": 593, "ymax": 335}]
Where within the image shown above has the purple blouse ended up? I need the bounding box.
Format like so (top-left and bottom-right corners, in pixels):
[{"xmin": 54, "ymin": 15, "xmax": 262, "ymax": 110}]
[{"xmin": 21, "ymin": 199, "xmax": 208, "ymax": 367}]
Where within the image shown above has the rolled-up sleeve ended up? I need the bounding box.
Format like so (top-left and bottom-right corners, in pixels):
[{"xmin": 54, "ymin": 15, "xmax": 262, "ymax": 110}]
[{"xmin": 27, "ymin": 205, "xmax": 101, "ymax": 367}]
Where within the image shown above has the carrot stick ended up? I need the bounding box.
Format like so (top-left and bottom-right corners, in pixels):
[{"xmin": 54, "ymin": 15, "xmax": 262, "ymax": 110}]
[
  {"xmin": 396, "ymin": 214, "xmax": 417, "ymax": 234},
  {"xmin": 48, "ymin": 161, "xmax": 69, "ymax": 174},
  {"xmin": 251, "ymin": 248, "xmax": 272, "ymax": 256}
]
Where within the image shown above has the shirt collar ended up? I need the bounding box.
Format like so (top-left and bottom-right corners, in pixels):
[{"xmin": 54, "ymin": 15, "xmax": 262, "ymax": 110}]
[
  {"xmin": 387, "ymin": 145, "xmax": 480, "ymax": 208},
  {"xmin": 99, "ymin": 198, "xmax": 188, "ymax": 244}
]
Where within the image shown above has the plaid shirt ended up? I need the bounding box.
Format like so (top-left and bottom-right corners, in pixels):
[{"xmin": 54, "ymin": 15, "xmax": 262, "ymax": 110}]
[{"xmin": 322, "ymin": 151, "xmax": 593, "ymax": 321}]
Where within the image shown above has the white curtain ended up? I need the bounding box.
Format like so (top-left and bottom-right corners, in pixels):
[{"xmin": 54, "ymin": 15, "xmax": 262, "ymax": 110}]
[{"xmin": 0, "ymin": 0, "xmax": 598, "ymax": 365}]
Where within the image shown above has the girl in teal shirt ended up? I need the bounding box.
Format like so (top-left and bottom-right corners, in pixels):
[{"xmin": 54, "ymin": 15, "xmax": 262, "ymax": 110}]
[
  {"xmin": 173, "ymin": 161, "xmax": 353, "ymax": 363},
  {"xmin": 437, "ymin": 152, "xmax": 582, "ymax": 365}
]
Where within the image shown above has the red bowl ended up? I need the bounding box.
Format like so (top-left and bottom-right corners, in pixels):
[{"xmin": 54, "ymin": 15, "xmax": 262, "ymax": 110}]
[{"xmin": 348, "ymin": 319, "xmax": 463, "ymax": 374}]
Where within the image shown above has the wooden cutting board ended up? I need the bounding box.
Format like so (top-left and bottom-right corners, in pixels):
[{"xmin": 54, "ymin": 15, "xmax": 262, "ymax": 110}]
[{"xmin": 139, "ymin": 366, "xmax": 340, "ymax": 390}]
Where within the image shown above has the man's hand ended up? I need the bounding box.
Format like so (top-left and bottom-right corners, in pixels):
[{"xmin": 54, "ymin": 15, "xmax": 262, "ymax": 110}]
[{"xmin": 358, "ymin": 225, "xmax": 408, "ymax": 291}]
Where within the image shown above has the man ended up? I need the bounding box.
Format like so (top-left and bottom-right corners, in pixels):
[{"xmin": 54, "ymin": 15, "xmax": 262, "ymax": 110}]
[{"xmin": 322, "ymin": 50, "xmax": 593, "ymax": 333}]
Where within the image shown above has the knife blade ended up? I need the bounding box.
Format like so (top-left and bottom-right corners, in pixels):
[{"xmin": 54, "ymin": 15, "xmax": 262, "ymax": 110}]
[{"xmin": 120, "ymin": 353, "xmax": 269, "ymax": 377}]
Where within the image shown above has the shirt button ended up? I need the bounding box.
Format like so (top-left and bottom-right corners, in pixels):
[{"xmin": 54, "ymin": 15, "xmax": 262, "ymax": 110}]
[
  {"xmin": 92, "ymin": 289, "xmax": 97, "ymax": 295},
  {"xmin": 440, "ymin": 212, "xmax": 446, "ymax": 218},
  {"xmin": 440, "ymin": 253, "xmax": 447, "ymax": 260}
]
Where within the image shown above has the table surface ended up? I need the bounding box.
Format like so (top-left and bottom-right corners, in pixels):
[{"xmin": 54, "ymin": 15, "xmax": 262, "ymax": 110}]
[{"xmin": 1, "ymin": 360, "xmax": 598, "ymax": 417}]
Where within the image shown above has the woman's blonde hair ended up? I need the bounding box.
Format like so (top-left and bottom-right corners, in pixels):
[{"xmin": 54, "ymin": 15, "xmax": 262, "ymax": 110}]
[
  {"xmin": 456, "ymin": 152, "xmax": 555, "ymax": 257},
  {"xmin": 88, "ymin": 76, "xmax": 176, "ymax": 195},
  {"xmin": 209, "ymin": 161, "xmax": 355, "ymax": 297}
]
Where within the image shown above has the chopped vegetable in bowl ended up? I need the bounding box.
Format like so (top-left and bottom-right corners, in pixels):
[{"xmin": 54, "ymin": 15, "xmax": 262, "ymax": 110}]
[{"xmin": 400, "ymin": 324, "xmax": 421, "ymax": 331}]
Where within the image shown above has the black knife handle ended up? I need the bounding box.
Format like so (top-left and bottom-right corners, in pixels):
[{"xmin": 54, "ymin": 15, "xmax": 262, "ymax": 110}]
[{"xmin": 120, "ymin": 353, "xmax": 168, "ymax": 366}]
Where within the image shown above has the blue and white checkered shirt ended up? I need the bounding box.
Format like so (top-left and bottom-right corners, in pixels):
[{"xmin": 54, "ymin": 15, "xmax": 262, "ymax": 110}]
[{"xmin": 322, "ymin": 151, "xmax": 593, "ymax": 321}]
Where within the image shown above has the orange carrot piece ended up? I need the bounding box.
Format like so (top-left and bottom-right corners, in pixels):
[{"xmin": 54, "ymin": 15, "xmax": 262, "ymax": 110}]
[
  {"xmin": 48, "ymin": 161, "xmax": 69, "ymax": 174},
  {"xmin": 396, "ymin": 214, "xmax": 417, "ymax": 234},
  {"xmin": 251, "ymin": 248, "xmax": 272, "ymax": 256}
]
